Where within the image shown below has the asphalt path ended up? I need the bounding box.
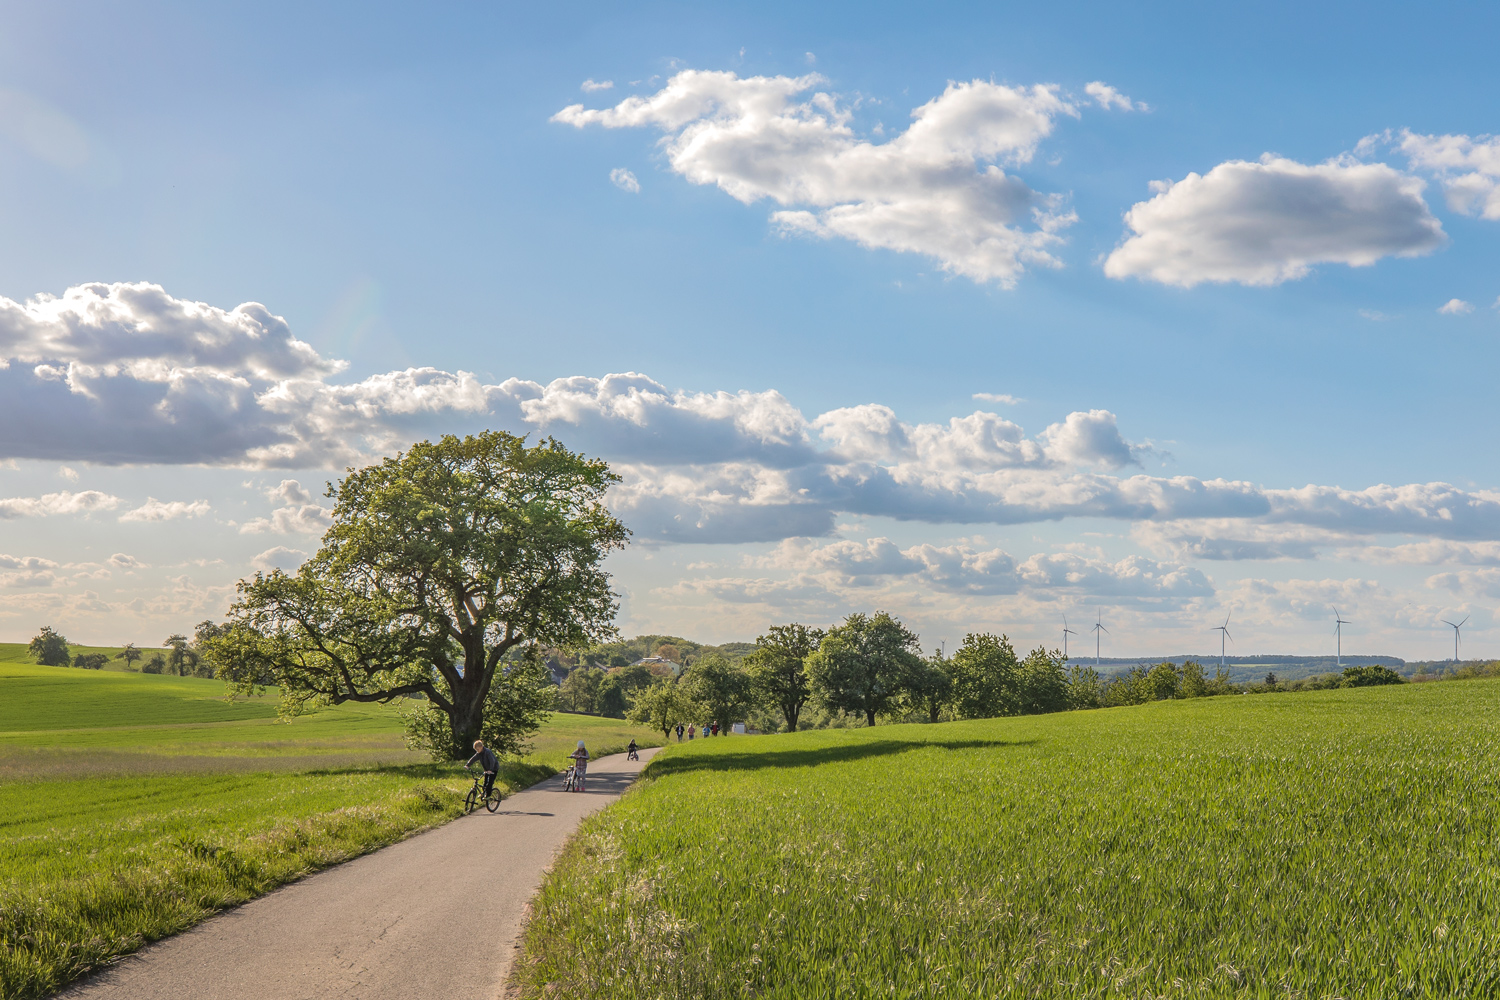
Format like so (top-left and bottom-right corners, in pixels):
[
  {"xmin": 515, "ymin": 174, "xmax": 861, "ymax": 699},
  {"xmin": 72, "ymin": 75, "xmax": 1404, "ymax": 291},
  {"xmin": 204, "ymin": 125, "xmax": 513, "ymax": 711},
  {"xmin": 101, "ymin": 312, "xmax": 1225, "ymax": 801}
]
[{"xmin": 58, "ymin": 748, "xmax": 659, "ymax": 1000}]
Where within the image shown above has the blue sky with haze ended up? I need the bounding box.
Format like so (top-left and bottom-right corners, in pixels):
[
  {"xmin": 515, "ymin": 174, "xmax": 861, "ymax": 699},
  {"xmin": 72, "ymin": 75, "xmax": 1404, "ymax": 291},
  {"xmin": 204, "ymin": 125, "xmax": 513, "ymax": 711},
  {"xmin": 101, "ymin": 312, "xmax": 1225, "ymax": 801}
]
[{"xmin": 3, "ymin": 0, "xmax": 1499, "ymax": 659}]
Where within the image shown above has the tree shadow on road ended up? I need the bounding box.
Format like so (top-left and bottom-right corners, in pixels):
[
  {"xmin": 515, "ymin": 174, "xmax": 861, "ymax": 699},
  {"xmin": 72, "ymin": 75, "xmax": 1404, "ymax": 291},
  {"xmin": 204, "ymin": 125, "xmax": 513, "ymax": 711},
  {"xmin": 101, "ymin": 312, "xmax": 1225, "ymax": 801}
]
[{"xmin": 645, "ymin": 735, "xmax": 1038, "ymax": 778}]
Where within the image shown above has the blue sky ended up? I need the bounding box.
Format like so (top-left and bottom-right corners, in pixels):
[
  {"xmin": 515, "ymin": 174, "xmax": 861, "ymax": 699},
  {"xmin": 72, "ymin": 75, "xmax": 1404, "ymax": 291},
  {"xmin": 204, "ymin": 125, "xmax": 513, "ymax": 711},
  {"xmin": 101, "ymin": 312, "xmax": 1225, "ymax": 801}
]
[{"xmin": 2, "ymin": 0, "xmax": 1499, "ymax": 659}]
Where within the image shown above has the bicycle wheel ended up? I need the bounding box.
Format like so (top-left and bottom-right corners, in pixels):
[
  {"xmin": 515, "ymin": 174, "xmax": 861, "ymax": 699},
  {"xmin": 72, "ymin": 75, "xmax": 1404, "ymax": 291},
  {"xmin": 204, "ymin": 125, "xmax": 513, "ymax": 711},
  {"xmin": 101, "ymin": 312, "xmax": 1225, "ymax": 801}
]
[
  {"xmin": 464, "ymin": 786, "xmax": 479, "ymax": 814},
  {"xmin": 486, "ymin": 788, "xmax": 501, "ymax": 812}
]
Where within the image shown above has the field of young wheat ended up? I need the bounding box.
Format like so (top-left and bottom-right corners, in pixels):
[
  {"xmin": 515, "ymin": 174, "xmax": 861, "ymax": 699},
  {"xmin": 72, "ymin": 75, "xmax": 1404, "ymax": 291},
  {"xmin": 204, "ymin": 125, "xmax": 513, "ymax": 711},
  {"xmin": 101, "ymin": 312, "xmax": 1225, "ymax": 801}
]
[{"xmin": 515, "ymin": 680, "xmax": 1500, "ymax": 998}]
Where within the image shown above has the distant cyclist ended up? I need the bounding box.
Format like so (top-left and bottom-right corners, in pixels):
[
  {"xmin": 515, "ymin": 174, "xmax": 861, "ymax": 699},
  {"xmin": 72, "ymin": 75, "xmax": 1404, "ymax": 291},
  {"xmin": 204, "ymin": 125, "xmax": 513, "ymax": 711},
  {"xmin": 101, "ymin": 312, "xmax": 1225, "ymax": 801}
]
[
  {"xmin": 627, "ymin": 738, "xmax": 640, "ymax": 761},
  {"xmin": 569, "ymin": 740, "xmax": 590, "ymax": 790},
  {"xmin": 466, "ymin": 739, "xmax": 499, "ymax": 800}
]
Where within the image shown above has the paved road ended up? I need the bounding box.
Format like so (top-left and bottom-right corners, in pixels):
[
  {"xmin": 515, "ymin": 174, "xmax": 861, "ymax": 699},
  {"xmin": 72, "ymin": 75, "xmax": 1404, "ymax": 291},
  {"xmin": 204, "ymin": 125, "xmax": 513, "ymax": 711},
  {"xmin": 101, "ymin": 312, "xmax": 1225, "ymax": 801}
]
[{"xmin": 58, "ymin": 749, "xmax": 658, "ymax": 1000}]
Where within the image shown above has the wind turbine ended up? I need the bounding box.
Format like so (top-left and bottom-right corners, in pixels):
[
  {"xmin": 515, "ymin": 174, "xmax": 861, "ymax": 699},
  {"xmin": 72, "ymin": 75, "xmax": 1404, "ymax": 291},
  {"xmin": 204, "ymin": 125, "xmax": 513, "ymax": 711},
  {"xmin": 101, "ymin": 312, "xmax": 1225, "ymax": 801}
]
[
  {"xmin": 1442, "ymin": 615, "xmax": 1468, "ymax": 664},
  {"xmin": 1091, "ymin": 610, "xmax": 1109, "ymax": 669},
  {"xmin": 1212, "ymin": 612, "xmax": 1232, "ymax": 672},
  {"xmin": 1062, "ymin": 615, "xmax": 1079, "ymax": 661},
  {"xmin": 1333, "ymin": 607, "xmax": 1351, "ymax": 667}
]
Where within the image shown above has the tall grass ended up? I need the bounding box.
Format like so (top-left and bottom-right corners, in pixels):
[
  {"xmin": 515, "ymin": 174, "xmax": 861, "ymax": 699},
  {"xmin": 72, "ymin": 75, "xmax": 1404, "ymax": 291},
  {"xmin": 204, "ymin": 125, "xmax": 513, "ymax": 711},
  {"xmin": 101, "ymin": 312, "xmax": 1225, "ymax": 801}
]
[{"xmin": 514, "ymin": 680, "xmax": 1500, "ymax": 998}]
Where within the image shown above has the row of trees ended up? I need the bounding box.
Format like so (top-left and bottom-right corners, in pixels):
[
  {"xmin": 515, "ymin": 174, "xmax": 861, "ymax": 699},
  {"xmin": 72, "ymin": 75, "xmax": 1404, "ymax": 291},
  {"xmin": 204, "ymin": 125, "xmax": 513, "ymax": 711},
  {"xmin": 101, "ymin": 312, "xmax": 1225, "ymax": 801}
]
[
  {"xmin": 616, "ymin": 614, "xmax": 1091, "ymax": 736},
  {"xmin": 26, "ymin": 625, "xmax": 234, "ymax": 675}
]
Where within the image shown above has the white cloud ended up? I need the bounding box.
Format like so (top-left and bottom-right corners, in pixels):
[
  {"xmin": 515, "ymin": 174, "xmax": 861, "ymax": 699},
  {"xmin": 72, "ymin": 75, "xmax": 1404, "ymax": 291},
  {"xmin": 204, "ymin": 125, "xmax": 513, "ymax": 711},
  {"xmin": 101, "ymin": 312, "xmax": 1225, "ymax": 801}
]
[
  {"xmin": 1084, "ymin": 82, "xmax": 1145, "ymax": 112},
  {"xmin": 239, "ymin": 503, "xmax": 332, "ymax": 535},
  {"xmin": 252, "ymin": 546, "xmax": 307, "ymax": 572},
  {"xmin": 972, "ymin": 392, "xmax": 1020, "ymax": 405},
  {"xmin": 1104, "ymin": 155, "xmax": 1445, "ymax": 287},
  {"xmin": 553, "ymin": 70, "xmax": 1082, "ymax": 286},
  {"xmin": 108, "ymin": 552, "xmax": 145, "ymax": 569},
  {"xmin": 1439, "ymin": 298, "xmax": 1474, "ymax": 315},
  {"xmin": 1038, "ymin": 410, "xmax": 1144, "ymax": 470},
  {"xmin": 610, "ymin": 167, "xmax": 641, "ymax": 193},
  {"xmin": 58, "ymin": 465, "xmax": 78, "ymax": 481},
  {"xmin": 0, "ymin": 489, "xmax": 120, "ymax": 519},
  {"xmin": 118, "ymin": 498, "xmax": 212, "ymax": 522},
  {"xmin": 0, "ymin": 552, "xmax": 60, "ymax": 588},
  {"xmin": 267, "ymin": 479, "xmax": 314, "ymax": 505},
  {"xmin": 581, "ymin": 79, "xmax": 614, "ymax": 93},
  {"xmin": 1396, "ymin": 130, "xmax": 1500, "ymax": 220}
]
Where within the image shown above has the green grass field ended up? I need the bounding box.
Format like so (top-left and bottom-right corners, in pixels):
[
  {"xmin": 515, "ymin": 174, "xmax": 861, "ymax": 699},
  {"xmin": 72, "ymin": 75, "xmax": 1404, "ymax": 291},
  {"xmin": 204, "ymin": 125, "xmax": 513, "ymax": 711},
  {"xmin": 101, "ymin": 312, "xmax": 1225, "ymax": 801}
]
[
  {"xmin": 515, "ymin": 680, "xmax": 1500, "ymax": 998},
  {"xmin": 0, "ymin": 657, "xmax": 660, "ymax": 998}
]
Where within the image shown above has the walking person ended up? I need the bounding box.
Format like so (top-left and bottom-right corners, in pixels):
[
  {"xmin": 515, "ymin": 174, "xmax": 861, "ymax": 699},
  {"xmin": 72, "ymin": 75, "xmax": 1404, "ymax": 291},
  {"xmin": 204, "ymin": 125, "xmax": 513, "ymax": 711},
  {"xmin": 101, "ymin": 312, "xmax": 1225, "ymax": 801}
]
[
  {"xmin": 569, "ymin": 740, "xmax": 589, "ymax": 791},
  {"xmin": 687, "ymin": 723, "xmax": 695, "ymax": 740},
  {"xmin": 676, "ymin": 722, "xmax": 684, "ymax": 742}
]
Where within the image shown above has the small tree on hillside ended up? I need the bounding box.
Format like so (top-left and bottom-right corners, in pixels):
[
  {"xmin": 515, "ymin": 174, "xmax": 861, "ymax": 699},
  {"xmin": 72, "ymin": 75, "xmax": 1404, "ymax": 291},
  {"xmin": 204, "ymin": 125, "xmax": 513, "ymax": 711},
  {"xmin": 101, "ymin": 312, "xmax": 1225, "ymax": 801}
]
[
  {"xmin": 141, "ymin": 652, "xmax": 166, "ymax": 674},
  {"xmin": 745, "ymin": 623, "xmax": 822, "ymax": 732},
  {"xmin": 1341, "ymin": 664, "xmax": 1404, "ymax": 687},
  {"xmin": 905, "ymin": 652, "xmax": 954, "ymax": 724},
  {"xmin": 163, "ymin": 634, "xmax": 196, "ymax": 676},
  {"xmin": 627, "ymin": 678, "xmax": 697, "ymax": 739},
  {"xmin": 949, "ymin": 632, "xmax": 1019, "ymax": 719},
  {"xmin": 120, "ymin": 642, "xmax": 142, "ymax": 671},
  {"xmin": 558, "ymin": 667, "xmax": 604, "ymax": 713},
  {"xmin": 809, "ymin": 612, "xmax": 922, "ymax": 727},
  {"xmin": 28, "ymin": 626, "xmax": 70, "ymax": 666},
  {"xmin": 682, "ymin": 654, "xmax": 752, "ymax": 731},
  {"xmin": 1017, "ymin": 647, "xmax": 1069, "ymax": 714},
  {"xmin": 73, "ymin": 652, "xmax": 108, "ymax": 670}
]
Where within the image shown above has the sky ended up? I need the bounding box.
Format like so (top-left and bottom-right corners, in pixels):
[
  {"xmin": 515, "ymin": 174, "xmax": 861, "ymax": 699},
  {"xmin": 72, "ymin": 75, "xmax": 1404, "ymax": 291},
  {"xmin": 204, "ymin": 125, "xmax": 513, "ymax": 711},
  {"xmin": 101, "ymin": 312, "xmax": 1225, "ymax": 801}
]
[{"xmin": 2, "ymin": 0, "xmax": 1500, "ymax": 661}]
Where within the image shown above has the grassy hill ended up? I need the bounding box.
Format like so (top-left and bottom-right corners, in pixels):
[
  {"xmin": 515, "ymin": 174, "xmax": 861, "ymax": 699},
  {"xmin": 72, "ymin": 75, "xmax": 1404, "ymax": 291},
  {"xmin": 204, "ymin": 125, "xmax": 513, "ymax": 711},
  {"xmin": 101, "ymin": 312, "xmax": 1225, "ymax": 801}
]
[
  {"xmin": 516, "ymin": 679, "xmax": 1500, "ymax": 998},
  {"xmin": 0, "ymin": 658, "xmax": 661, "ymax": 998}
]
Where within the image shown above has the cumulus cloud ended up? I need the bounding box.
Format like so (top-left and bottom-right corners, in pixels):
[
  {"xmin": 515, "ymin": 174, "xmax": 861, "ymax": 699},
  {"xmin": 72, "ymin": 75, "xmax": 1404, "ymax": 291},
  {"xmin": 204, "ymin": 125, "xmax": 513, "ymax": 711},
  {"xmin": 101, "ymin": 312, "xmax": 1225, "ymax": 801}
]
[
  {"xmin": 1104, "ymin": 155, "xmax": 1445, "ymax": 287},
  {"xmin": 0, "ymin": 552, "xmax": 60, "ymax": 588},
  {"xmin": 972, "ymin": 392, "xmax": 1020, "ymax": 405},
  {"xmin": 0, "ymin": 489, "xmax": 120, "ymax": 519},
  {"xmin": 118, "ymin": 498, "xmax": 212, "ymax": 522},
  {"xmin": 553, "ymin": 69, "xmax": 1082, "ymax": 285},
  {"xmin": 1439, "ymin": 298, "xmax": 1474, "ymax": 315},
  {"xmin": 1396, "ymin": 130, "xmax": 1500, "ymax": 220},
  {"xmin": 1084, "ymin": 82, "xmax": 1145, "ymax": 112},
  {"xmin": 109, "ymin": 552, "xmax": 145, "ymax": 569},
  {"xmin": 610, "ymin": 167, "xmax": 641, "ymax": 193},
  {"xmin": 252, "ymin": 546, "xmax": 307, "ymax": 572},
  {"xmin": 581, "ymin": 79, "xmax": 614, "ymax": 92}
]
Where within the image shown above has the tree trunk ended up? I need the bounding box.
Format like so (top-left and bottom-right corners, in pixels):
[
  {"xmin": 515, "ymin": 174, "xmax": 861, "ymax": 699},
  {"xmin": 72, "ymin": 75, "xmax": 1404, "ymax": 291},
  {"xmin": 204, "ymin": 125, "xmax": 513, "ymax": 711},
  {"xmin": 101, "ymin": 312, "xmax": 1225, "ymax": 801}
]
[
  {"xmin": 447, "ymin": 671, "xmax": 488, "ymax": 759},
  {"xmin": 866, "ymin": 708, "xmax": 876, "ymax": 726},
  {"xmin": 786, "ymin": 703, "xmax": 799, "ymax": 733}
]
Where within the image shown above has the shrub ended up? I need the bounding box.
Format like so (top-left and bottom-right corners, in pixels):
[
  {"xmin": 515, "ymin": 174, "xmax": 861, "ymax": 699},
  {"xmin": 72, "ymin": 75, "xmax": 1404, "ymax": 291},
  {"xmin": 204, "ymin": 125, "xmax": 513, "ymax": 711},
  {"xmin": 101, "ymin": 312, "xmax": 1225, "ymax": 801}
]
[
  {"xmin": 1342, "ymin": 665, "xmax": 1404, "ymax": 688},
  {"xmin": 72, "ymin": 653, "xmax": 108, "ymax": 670}
]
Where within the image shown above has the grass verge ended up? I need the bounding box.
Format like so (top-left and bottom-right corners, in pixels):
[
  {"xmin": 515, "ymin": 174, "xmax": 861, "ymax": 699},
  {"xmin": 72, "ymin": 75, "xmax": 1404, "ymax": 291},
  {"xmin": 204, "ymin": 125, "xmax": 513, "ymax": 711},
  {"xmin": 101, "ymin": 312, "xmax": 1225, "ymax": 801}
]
[{"xmin": 512, "ymin": 679, "xmax": 1500, "ymax": 998}]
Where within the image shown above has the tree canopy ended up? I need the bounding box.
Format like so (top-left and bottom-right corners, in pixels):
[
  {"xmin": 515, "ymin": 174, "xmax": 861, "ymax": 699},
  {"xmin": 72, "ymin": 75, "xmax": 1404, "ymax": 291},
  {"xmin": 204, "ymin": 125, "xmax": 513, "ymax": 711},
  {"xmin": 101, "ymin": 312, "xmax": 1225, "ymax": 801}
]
[
  {"xmin": 28, "ymin": 626, "xmax": 70, "ymax": 666},
  {"xmin": 213, "ymin": 431, "xmax": 628, "ymax": 758},
  {"xmin": 809, "ymin": 612, "xmax": 922, "ymax": 726},
  {"xmin": 682, "ymin": 654, "xmax": 753, "ymax": 730},
  {"xmin": 746, "ymin": 623, "xmax": 822, "ymax": 732},
  {"xmin": 949, "ymin": 632, "xmax": 1019, "ymax": 719}
]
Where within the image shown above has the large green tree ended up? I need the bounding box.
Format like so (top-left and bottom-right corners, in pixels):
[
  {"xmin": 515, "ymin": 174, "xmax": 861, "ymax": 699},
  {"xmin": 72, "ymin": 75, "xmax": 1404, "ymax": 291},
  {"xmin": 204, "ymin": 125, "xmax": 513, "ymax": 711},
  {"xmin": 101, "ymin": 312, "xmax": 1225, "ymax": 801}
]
[
  {"xmin": 216, "ymin": 431, "xmax": 628, "ymax": 759},
  {"xmin": 682, "ymin": 654, "xmax": 752, "ymax": 731},
  {"xmin": 809, "ymin": 612, "xmax": 922, "ymax": 726},
  {"xmin": 906, "ymin": 652, "xmax": 954, "ymax": 724},
  {"xmin": 949, "ymin": 632, "xmax": 1019, "ymax": 719},
  {"xmin": 745, "ymin": 623, "xmax": 822, "ymax": 732},
  {"xmin": 627, "ymin": 677, "xmax": 698, "ymax": 738},
  {"xmin": 28, "ymin": 626, "xmax": 70, "ymax": 666}
]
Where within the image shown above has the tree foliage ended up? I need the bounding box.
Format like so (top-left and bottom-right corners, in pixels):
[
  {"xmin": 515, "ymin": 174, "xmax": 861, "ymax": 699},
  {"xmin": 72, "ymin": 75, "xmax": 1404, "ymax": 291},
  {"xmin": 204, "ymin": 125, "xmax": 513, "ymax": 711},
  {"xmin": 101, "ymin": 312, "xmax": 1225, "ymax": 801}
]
[
  {"xmin": 1342, "ymin": 664, "xmax": 1405, "ymax": 687},
  {"xmin": 949, "ymin": 632, "xmax": 1019, "ymax": 719},
  {"xmin": 28, "ymin": 626, "xmax": 70, "ymax": 666},
  {"xmin": 216, "ymin": 431, "xmax": 628, "ymax": 759},
  {"xmin": 682, "ymin": 654, "xmax": 753, "ymax": 729},
  {"xmin": 746, "ymin": 623, "xmax": 822, "ymax": 732},
  {"xmin": 906, "ymin": 653, "xmax": 954, "ymax": 724},
  {"xmin": 809, "ymin": 612, "xmax": 922, "ymax": 727},
  {"xmin": 627, "ymin": 678, "xmax": 699, "ymax": 738}
]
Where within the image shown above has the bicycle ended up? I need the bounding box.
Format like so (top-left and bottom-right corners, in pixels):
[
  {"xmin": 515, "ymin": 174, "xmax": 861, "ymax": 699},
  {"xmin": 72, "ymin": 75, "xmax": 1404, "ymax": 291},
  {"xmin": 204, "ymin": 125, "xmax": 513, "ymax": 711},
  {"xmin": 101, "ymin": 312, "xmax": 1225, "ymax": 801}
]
[
  {"xmin": 627, "ymin": 747, "xmax": 640, "ymax": 762},
  {"xmin": 562, "ymin": 764, "xmax": 580, "ymax": 792},
  {"xmin": 464, "ymin": 766, "xmax": 501, "ymax": 814}
]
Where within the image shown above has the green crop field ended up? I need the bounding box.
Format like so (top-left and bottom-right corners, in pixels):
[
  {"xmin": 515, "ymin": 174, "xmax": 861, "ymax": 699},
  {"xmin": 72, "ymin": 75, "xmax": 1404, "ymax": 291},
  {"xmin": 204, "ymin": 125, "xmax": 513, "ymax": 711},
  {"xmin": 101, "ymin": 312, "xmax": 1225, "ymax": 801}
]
[
  {"xmin": 515, "ymin": 679, "xmax": 1500, "ymax": 998},
  {"xmin": 0, "ymin": 658, "xmax": 660, "ymax": 998}
]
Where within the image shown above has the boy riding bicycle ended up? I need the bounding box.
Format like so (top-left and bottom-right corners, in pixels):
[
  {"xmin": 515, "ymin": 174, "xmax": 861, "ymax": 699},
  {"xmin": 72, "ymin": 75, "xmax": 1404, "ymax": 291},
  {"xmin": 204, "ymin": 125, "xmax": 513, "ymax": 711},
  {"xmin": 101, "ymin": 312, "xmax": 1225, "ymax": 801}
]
[{"xmin": 466, "ymin": 739, "xmax": 499, "ymax": 798}]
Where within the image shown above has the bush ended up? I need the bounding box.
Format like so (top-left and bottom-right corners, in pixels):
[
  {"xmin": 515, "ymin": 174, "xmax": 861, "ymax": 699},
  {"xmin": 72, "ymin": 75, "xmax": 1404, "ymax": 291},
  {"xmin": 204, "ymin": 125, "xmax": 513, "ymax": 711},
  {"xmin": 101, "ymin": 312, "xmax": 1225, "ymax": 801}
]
[
  {"xmin": 141, "ymin": 653, "xmax": 166, "ymax": 674},
  {"xmin": 72, "ymin": 653, "xmax": 108, "ymax": 670},
  {"xmin": 1342, "ymin": 665, "xmax": 1404, "ymax": 688}
]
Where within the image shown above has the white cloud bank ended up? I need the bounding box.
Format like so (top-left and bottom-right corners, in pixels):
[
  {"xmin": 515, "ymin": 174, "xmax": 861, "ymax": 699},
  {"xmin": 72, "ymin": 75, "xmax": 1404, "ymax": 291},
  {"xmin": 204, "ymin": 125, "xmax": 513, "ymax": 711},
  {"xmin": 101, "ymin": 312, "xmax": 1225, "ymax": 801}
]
[
  {"xmin": 1104, "ymin": 155, "xmax": 1445, "ymax": 287},
  {"xmin": 553, "ymin": 69, "xmax": 1095, "ymax": 285},
  {"xmin": 7, "ymin": 282, "xmax": 1500, "ymax": 564}
]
